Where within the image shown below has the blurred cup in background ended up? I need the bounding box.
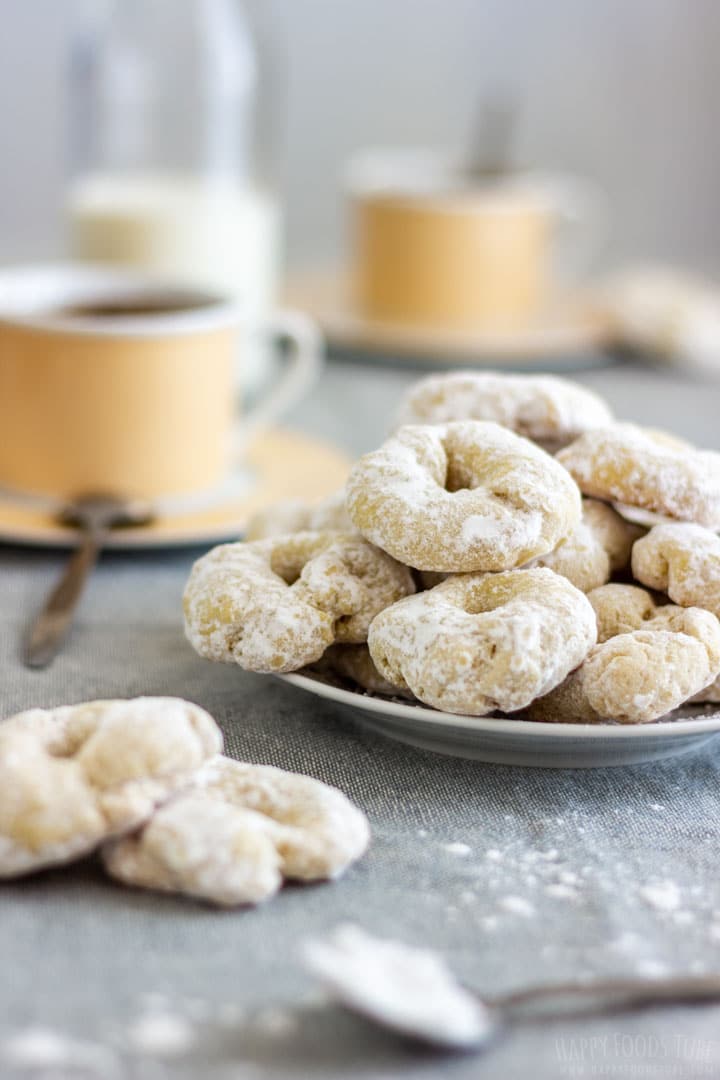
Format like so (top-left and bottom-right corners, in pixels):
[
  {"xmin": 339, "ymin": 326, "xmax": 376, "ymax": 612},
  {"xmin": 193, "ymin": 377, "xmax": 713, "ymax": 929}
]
[
  {"xmin": 0, "ymin": 266, "xmax": 321, "ymax": 500},
  {"xmin": 347, "ymin": 148, "xmax": 606, "ymax": 329}
]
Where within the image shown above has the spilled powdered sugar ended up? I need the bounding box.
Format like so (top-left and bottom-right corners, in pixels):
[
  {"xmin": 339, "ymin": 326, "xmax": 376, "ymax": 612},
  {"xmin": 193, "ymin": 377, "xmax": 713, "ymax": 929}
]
[
  {"xmin": 639, "ymin": 880, "xmax": 682, "ymax": 913},
  {"xmin": 499, "ymin": 895, "xmax": 536, "ymax": 917},
  {"xmin": 125, "ymin": 1012, "xmax": 197, "ymax": 1057},
  {"xmin": 0, "ymin": 993, "xmax": 323, "ymax": 1073},
  {"xmin": 1, "ymin": 1029, "xmax": 120, "ymax": 1075},
  {"xmin": 252, "ymin": 1006, "xmax": 300, "ymax": 1038},
  {"xmin": 444, "ymin": 841, "xmax": 472, "ymax": 856}
]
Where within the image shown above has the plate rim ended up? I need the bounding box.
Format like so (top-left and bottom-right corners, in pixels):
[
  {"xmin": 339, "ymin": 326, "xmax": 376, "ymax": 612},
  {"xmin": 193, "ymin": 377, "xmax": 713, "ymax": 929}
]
[{"xmin": 278, "ymin": 672, "xmax": 720, "ymax": 741}]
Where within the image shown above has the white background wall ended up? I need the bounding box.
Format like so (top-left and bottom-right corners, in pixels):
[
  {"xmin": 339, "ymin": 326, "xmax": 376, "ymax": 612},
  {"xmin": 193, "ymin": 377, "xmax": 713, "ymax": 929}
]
[{"xmin": 0, "ymin": 0, "xmax": 718, "ymax": 273}]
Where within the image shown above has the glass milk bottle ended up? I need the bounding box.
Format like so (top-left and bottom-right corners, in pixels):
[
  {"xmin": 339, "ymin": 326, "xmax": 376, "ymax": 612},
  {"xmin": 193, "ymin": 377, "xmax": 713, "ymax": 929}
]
[{"xmin": 67, "ymin": 0, "xmax": 281, "ymax": 389}]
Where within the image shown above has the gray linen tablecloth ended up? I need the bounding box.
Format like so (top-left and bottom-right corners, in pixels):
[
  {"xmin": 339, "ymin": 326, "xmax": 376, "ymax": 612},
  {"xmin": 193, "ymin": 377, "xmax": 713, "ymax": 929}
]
[{"xmin": 2, "ymin": 361, "xmax": 720, "ymax": 1080}]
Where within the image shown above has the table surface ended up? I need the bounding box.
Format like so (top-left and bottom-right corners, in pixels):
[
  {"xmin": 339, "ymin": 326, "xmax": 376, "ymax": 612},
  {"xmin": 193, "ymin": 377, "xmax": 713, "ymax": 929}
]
[{"xmin": 3, "ymin": 358, "xmax": 720, "ymax": 1080}]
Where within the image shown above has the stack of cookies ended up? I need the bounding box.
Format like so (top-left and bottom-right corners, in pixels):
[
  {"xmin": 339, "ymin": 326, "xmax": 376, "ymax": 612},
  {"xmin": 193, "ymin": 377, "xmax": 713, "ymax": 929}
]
[{"xmin": 185, "ymin": 372, "xmax": 720, "ymax": 725}]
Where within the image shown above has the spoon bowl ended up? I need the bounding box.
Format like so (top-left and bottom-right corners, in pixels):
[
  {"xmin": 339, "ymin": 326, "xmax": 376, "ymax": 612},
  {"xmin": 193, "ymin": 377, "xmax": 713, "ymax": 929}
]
[{"xmin": 303, "ymin": 926, "xmax": 720, "ymax": 1053}]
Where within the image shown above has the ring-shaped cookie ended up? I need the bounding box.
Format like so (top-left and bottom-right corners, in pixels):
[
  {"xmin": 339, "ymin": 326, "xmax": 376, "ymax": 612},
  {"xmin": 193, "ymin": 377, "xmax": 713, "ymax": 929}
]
[
  {"xmin": 368, "ymin": 567, "xmax": 596, "ymax": 715},
  {"xmin": 246, "ymin": 491, "xmax": 354, "ymax": 541},
  {"xmin": 586, "ymin": 583, "xmax": 660, "ymax": 642},
  {"xmin": 557, "ymin": 423, "xmax": 720, "ymax": 529},
  {"xmin": 347, "ymin": 421, "xmax": 581, "ymax": 572},
  {"xmin": 395, "ymin": 372, "xmax": 613, "ymax": 451},
  {"xmin": 631, "ymin": 522, "xmax": 720, "ymax": 619},
  {"xmin": 526, "ymin": 604, "xmax": 720, "ymax": 724},
  {"xmin": 0, "ymin": 697, "xmax": 222, "ymax": 878},
  {"xmin": 184, "ymin": 531, "xmax": 415, "ymax": 673},
  {"xmin": 103, "ymin": 756, "xmax": 370, "ymax": 907},
  {"xmin": 528, "ymin": 498, "xmax": 642, "ymax": 592}
]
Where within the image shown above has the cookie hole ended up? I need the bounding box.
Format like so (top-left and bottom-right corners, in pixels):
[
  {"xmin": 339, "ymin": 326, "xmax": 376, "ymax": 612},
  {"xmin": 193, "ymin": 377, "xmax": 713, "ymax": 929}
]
[
  {"xmin": 444, "ymin": 463, "xmax": 477, "ymax": 493},
  {"xmin": 445, "ymin": 477, "xmax": 471, "ymax": 493},
  {"xmin": 269, "ymin": 549, "xmax": 307, "ymax": 586},
  {"xmin": 280, "ymin": 569, "xmax": 302, "ymax": 586}
]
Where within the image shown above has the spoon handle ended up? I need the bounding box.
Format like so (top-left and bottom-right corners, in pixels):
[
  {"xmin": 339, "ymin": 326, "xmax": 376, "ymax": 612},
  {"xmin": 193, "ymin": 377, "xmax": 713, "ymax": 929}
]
[
  {"xmin": 496, "ymin": 974, "xmax": 720, "ymax": 1018},
  {"xmin": 23, "ymin": 527, "xmax": 104, "ymax": 669}
]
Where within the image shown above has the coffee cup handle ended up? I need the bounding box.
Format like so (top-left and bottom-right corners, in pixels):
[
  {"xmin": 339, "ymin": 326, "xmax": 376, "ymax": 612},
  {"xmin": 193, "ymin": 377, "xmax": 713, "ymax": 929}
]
[
  {"xmin": 233, "ymin": 309, "xmax": 324, "ymax": 456},
  {"xmin": 530, "ymin": 172, "xmax": 608, "ymax": 286}
]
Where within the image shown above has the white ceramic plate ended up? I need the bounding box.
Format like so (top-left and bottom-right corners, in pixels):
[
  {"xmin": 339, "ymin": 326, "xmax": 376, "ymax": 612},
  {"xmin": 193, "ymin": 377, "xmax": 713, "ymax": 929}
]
[{"xmin": 278, "ymin": 672, "xmax": 720, "ymax": 768}]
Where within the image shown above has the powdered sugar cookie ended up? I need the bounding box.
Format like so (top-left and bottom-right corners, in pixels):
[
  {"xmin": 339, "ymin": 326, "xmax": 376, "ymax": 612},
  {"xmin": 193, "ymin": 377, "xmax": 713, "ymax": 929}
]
[
  {"xmin": 587, "ymin": 583, "xmax": 659, "ymax": 642},
  {"xmin": 103, "ymin": 757, "xmax": 370, "ymax": 907},
  {"xmin": 312, "ymin": 644, "xmax": 413, "ymax": 698},
  {"xmin": 632, "ymin": 522, "xmax": 720, "ymax": 619},
  {"xmin": 368, "ymin": 568, "xmax": 596, "ymax": 715},
  {"xmin": 557, "ymin": 423, "xmax": 720, "ymax": 528},
  {"xmin": 395, "ymin": 372, "xmax": 613, "ymax": 451},
  {"xmin": 184, "ymin": 532, "xmax": 415, "ymax": 673},
  {"xmin": 528, "ymin": 499, "xmax": 642, "ymax": 592},
  {"xmin": 0, "ymin": 698, "xmax": 222, "ymax": 878},
  {"xmin": 347, "ymin": 422, "xmax": 581, "ymax": 572},
  {"xmin": 246, "ymin": 491, "xmax": 354, "ymax": 540},
  {"xmin": 526, "ymin": 605, "xmax": 720, "ymax": 724}
]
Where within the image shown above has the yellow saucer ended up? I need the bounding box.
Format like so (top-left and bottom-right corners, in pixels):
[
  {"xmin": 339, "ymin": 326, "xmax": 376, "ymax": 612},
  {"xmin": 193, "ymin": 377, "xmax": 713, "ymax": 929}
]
[{"xmin": 0, "ymin": 428, "xmax": 351, "ymax": 549}]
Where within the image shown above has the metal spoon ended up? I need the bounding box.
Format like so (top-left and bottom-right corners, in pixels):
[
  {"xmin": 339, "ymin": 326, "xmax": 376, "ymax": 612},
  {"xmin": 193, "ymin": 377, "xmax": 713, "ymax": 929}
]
[
  {"xmin": 23, "ymin": 494, "xmax": 153, "ymax": 669},
  {"xmin": 484, "ymin": 974, "xmax": 720, "ymax": 1043},
  {"xmin": 464, "ymin": 97, "xmax": 517, "ymax": 183},
  {"xmin": 303, "ymin": 926, "xmax": 720, "ymax": 1052}
]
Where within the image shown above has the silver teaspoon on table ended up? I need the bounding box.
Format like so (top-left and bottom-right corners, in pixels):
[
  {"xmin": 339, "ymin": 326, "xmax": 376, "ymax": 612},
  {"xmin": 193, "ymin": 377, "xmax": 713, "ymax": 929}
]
[
  {"xmin": 24, "ymin": 494, "xmax": 153, "ymax": 669},
  {"xmin": 303, "ymin": 925, "xmax": 720, "ymax": 1052}
]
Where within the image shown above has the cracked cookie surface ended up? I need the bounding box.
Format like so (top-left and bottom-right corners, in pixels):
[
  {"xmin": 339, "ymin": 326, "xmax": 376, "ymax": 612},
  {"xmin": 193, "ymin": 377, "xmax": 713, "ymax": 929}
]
[
  {"xmin": 184, "ymin": 532, "xmax": 415, "ymax": 673},
  {"xmin": 103, "ymin": 757, "xmax": 370, "ymax": 906},
  {"xmin": 0, "ymin": 697, "xmax": 222, "ymax": 878}
]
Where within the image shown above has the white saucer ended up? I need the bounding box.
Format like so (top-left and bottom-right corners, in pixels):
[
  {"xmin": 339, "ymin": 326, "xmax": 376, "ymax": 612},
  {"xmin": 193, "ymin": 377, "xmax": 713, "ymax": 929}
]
[
  {"xmin": 0, "ymin": 429, "xmax": 350, "ymax": 549},
  {"xmin": 278, "ymin": 672, "xmax": 720, "ymax": 768}
]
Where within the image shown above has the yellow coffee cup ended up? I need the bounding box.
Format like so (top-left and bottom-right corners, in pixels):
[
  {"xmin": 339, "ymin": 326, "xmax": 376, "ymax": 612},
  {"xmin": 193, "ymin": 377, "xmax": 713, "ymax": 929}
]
[
  {"xmin": 0, "ymin": 265, "xmax": 321, "ymax": 500},
  {"xmin": 347, "ymin": 149, "xmax": 605, "ymax": 329}
]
